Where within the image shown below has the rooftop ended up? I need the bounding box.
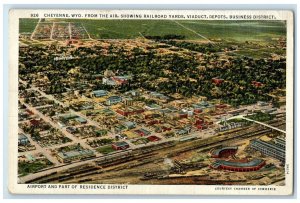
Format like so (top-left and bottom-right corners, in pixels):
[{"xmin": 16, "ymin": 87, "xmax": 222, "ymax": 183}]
[
  {"xmin": 211, "ymin": 146, "xmax": 238, "ymax": 156},
  {"xmin": 93, "ymin": 90, "xmax": 108, "ymax": 96},
  {"xmin": 18, "ymin": 133, "xmax": 28, "ymax": 140},
  {"xmin": 251, "ymin": 139, "xmax": 285, "ymax": 153},
  {"xmin": 113, "ymin": 141, "xmax": 129, "ymax": 147},
  {"xmin": 75, "ymin": 117, "xmax": 87, "ymax": 123},
  {"xmin": 213, "ymin": 159, "xmax": 265, "ymax": 168},
  {"xmin": 57, "ymin": 149, "xmax": 94, "ymax": 159},
  {"xmin": 107, "ymin": 96, "xmax": 122, "ymax": 100}
]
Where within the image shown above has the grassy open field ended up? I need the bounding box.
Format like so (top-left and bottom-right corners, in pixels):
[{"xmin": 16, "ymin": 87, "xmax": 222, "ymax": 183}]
[
  {"xmin": 19, "ymin": 18, "xmax": 39, "ymax": 33},
  {"xmin": 19, "ymin": 18, "xmax": 286, "ymax": 42}
]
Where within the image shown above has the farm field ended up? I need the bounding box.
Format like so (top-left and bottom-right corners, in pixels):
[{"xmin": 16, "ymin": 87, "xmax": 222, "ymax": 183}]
[
  {"xmin": 19, "ymin": 18, "xmax": 39, "ymax": 33},
  {"xmin": 19, "ymin": 18, "xmax": 286, "ymax": 42}
]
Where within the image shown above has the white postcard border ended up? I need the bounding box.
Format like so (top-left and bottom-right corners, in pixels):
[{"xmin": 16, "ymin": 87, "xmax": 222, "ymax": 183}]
[{"xmin": 8, "ymin": 9, "xmax": 294, "ymax": 195}]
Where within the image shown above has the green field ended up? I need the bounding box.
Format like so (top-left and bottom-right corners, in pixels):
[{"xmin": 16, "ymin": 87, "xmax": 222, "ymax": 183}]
[
  {"xmin": 96, "ymin": 145, "xmax": 115, "ymax": 154},
  {"xmin": 19, "ymin": 18, "xmax": 286, "ymax": 42},
  {"xmin": 19, "ymin": 18, "xmax": 39, "ymax": 33},
  {"xmin": 176, "ymin": 20, "xmax": 286, "ymax": 42}
]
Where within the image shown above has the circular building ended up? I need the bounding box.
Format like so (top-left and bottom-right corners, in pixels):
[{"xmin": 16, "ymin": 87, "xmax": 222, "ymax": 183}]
[
  {"xmin": 210, "ymin": 159, "xmax": 266, "ymax": 172},
  {"xmin": 210, "ymin": 146, "xmax": 238, "ymax": 158}
]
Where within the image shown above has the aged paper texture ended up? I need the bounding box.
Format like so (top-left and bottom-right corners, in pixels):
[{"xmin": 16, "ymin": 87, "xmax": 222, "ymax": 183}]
[{"xmin": 8, "ymin": 9, "xmax": 294, "ymax": 195}]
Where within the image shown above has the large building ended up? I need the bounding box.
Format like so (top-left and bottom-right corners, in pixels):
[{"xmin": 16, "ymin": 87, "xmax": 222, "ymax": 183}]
[
  {"xmin": 106, "ymin": 96, "xmax": 122, "ymax": 106},
  {"xmin": 116, "ymin": 106, "xmax": 144, "ymax": 117},
  {"xmin": 112, "ymin": 141, "xmax": 130, "ymax": 150},
  {"xmin": 123, "ymin": 121, "xmax": 136, "ymax": 130},
  {"xmin": 210, "ymin": 146, "xmax": 238, "ymax": 158},
  {"xmin": 210, "ymin": 159, "xmax": 266, "ymax": 172},
  {"xmin": 145, "ymin": 103, "xmax": 162, "ymax": 111},
  {"xmin": 102, "ymin": 77, "xmax": 116, "ymax": 86},
  {"xmin": 57, "ymin": 149, "xmax": 95, "ymax": 163},
  {"xmin": 192, "ymin": 101, "xmax": 215, "ymax": 113},
  {"xmin": 91, "ymin": 90, "xmax": 108, "ymax": 98},
  {"xmin": 250, "ymin": 138, "xmax": 285, "ymax": 163}
]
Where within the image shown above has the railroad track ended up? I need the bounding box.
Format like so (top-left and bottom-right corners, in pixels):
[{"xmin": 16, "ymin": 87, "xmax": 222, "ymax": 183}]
[{"xmin": 26, "ymin": 119, "xmax": 285, "ymax": 184}]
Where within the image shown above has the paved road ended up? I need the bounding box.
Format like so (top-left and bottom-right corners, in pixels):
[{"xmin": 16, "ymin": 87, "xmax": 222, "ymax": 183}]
[
  {"xmin": 18, "ymin": 128, "xmax": 60, "ymax": 165},
  {"xmin": 68, "ymin": 22, "xmax": 72, "ymax": 40},
  {"xmin": 30, "ymin": 18, "xmax": 42, "ymax": 40},
  {"xmin": 81, "ymin": 23, "xmax": 93, "ymax": 40},
  {"xmin": 20, "ymin": 99, "xmax": 97, "ymax": 156},
  {"xmin": 173, "ymin": 20, "xmax": 213, "ymax": 43},
  {"xmin": 50, "ymin": 22, "xmax": 55, "ymax": 40}
]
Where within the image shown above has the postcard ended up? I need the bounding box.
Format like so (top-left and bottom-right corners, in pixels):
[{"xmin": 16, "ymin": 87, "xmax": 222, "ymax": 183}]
[{"xmin": 8, "ymin": 9, "xmax": 294, "ymax": 195}]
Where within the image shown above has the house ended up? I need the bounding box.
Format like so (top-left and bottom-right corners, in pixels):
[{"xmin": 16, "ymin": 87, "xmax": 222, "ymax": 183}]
[
  {"xmin": 153, "ymin": 125, "xmax": 163, "ymax": 133},
  {"xmin": 257, "ymin": 101, "xmax": 269, "ymax": 106},
  {"xmin": 66, "ymin": 127, "xmax": 77, "ymax": 134},
  {"xmin": 171, "ymin": 100, "xmax": 188, "ymax": 108},
  {"xmin": 123, "ymin": 121, "xmax": 136, "ymax": 130},
  {"xmin": 112, "ymin": 141, "xmax": 130, "ymax": 150},
  {"xmin": 29, "ymin": 119, "xmax": 40, "ymax": 127},
  {"xmin": 252, "ymin": 81, "xmax": 263, "ymax": 87},
  {"xmin": 125, "ymin": 90, "xmax": 140, "ymax": 97},
  {"xmin": 112, "ymin": 76, "xmax": 129, "ymax": 85},
  {"xmin": 106, "ymin": 96, "xmax": 122, "ymax": 106},
  {"xmin": 147, "ymin": 135, "xmax": 161, "ymax": 142},
  {"xmin": 178, "ymin": 112, "xmax": 188, "ymax": 119},
  {"xmin": 198, "ymin": 96, "xmax": 207, "ymax": 102},
  {"xmin": 215, "ymin": 104, "xmax": 227, "ymax": 109},
  {"xmin": 181, "ymin": 108, "xmax": 194, "ymax": 116},
  {"xmin": 91, "ymin": 90, "xmax": 108, "ymax": 98},
  {"xmin": 145, "ymin": 103, "xmax": 162, "ymax": 110},
  {"xmin": 176, "ymin": 127, "xmax": 191, "ymax": 136},
  {"xmin": 18, "ymin": 134, "xmax": 29, "ymax": 146},
  {"xmin": 194, "ymin": 108, "xmax": 202, "ymax": 114},
  {"xmin": 114, "ymin": 125, "xmax": 127, "ymax": 133},
  {"xmin": 146, "ymin": 119, "xmax": 162, "ymax": 126},
  {"xmin": 102, "ymin": 77, "xmax": 117, "ymax": 86},
  {"xmin": 195, "ymin": 118, "xmax": 204, "ymax": 125},
  {"xmin": 75, "ymin": 117, "xmax": 87, "ymax": 124},
  {"xmin": 161, "ymin": 125, "xmax": 172, "ymax": 132},
  {"xmin": 212, "ymin": 78, "xmax": 224, "ymax": 85},
  {"xmin": 196, "ymin": 125, "xmax": 208, "ymax": 130},
  {"xmin": 192, "ymin": 101, "xmax": 215, "ymax": 113},
  {"xmin": 134, "ymin": 128, "xmax": 151, "ymax": 137},
  {"xmin": 149, "ymin": 91, "xmax": 169, "ymax": 103},
  {"xmin": 261, "ymin": 108, "xmax": 277, "ymax": 114}
]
